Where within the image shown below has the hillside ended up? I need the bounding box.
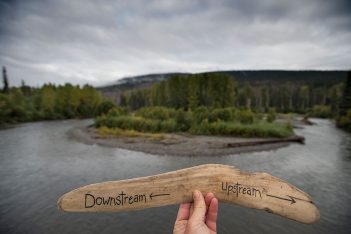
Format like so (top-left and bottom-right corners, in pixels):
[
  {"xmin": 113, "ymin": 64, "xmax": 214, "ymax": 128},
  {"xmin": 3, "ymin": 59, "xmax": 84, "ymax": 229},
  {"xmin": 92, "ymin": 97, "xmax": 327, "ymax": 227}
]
[
  {"xmin": 97, "ymin": 73, "xmax": 189, "ymax": 102},
  {"xmin": 97, "ymin": 70, "xmax": 348, "ymax": 103}
]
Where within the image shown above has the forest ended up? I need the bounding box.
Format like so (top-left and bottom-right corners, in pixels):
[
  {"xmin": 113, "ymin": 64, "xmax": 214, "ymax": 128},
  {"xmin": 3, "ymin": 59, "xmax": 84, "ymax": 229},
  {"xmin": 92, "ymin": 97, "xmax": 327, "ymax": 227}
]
[
  {"xmin": 0, "ymin": 67, "xmax": 103, "ymax": 124},
  {"xmin": 336, "ymin": 73, "xmax": 351, "ymax": 131},
  {"xmin": 95, "ymin": 73, "xmax": 294, "ymax": 138},
  {"xmin": 1, "ymin": 66, "xmax": 350, "ymax": 133},
  {"xmin": 119, "ymin": 72, "xmax": 344, "ymax": 118}
]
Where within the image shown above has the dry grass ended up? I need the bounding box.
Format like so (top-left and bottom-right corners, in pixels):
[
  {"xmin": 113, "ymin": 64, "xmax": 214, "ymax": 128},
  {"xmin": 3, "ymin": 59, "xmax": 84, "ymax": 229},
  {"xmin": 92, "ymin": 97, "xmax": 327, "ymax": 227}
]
[{"xmin": 97, "ymin": 126, "xmax": 166, "ymax": 140}]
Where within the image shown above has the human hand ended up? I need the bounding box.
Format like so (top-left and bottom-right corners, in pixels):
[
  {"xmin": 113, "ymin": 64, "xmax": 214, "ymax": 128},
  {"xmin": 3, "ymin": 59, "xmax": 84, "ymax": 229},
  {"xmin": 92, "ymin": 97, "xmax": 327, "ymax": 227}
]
[{"xmin": 173, "ymin": 190, "xmax": 218, "ymax": 234}]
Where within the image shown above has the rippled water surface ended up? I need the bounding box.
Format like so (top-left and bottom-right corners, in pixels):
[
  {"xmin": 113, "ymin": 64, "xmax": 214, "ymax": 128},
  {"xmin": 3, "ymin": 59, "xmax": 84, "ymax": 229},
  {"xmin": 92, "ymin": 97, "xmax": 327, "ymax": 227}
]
[{"xmin": 0, "ymin": 119, "xmax": 350, "ymax": 233}]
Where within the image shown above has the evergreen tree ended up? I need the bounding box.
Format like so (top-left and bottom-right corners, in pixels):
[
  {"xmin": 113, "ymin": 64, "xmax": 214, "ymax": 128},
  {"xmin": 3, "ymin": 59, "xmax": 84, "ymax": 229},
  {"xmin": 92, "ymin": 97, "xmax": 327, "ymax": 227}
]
[{"xmin": 2, "ymin": 66, "xmax": 9, "ymax": 93}]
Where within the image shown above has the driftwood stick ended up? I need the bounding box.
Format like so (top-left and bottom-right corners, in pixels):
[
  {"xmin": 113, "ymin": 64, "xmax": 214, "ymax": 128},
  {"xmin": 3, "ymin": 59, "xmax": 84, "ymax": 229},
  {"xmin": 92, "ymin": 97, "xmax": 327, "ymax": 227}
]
[{"xmin": 58, "ymin": 164, "xmax": 319, "ymax": 224}]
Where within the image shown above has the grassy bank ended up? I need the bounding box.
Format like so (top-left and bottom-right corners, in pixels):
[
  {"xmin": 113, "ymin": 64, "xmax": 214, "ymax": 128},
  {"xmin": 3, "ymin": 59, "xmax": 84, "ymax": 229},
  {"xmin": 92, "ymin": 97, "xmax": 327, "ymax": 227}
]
[
  {"xmin": 97, "ymin": 126, "xmax": 166, "ymax": 140},
  {"xmin": 95, "ymin": 106, "xmax": 293, "ymax": 138}
]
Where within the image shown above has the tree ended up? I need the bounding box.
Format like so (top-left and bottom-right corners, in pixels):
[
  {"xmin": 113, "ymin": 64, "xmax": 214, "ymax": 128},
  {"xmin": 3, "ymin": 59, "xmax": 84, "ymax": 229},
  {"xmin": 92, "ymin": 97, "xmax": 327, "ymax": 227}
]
[
  {"xmin": 40, "ymin": 85, "xmax": 56, "ymax": 119},
  {"xmin": 78, "ymin": 84, "xmax": 102, "ymax": 116},
  {"xmin": 298, "ymin": 85, "xmax": 309, "ymax": 111},
  {"xmin": 243, "ymin": 82, "xmax": 255, "ymax": 109},
  {"xmin": 2, "ymin": 66, "xmax": 9, "ymax": 93},
  {"xmin": 97, "ymin": 100, "xmax": 116, "ymax": 116},
  {"xmin": 261, "ymin": 87, "xmax": 269, "ymax": 112}
]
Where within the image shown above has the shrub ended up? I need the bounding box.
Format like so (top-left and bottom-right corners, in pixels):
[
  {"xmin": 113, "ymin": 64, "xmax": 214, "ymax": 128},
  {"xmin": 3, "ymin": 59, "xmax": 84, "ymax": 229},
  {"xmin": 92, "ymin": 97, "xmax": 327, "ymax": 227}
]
[
  {"xmin": 189, "ymin": 120, "xmax": 292, "ymax": 138},
  {"xmin": 190, "ymin": 119, "xmax": 211, "ymax": 135},
  {"xmin": 267, "ymin": 107, "xmax": 276, "ymax": 123},
  {"xmin": 159, "ymin": 119, "xmax": 178, "ymax": 132},
  {"xmin": 337, "ymin": 109, "xmax": 351, "ymax": 131},
  {"xmin": 98, "ymin": 107, "xmax": 188, "ymax": 133},
  {"xmin": 136, "ymin": 106, "xmax": 176, "ymax": 120},
  {"xmin": 107, "ymin": 106, "xmax": 128, "ymax": 117},
  {"xmin": 308, "ymin": 105, "xmax": 332, "ymax": 118},
  {"xmin": 175, "ymin": 109, "xmax": 192, "ymax": 131},
  {"xmin": 237, "ymin": 109, "xmax": 254, "ymax": 124},
  {"xmin": 208, "ymin": 108, "xmax": 233, "ymax": 122},
  {"xmin": 96, "ymin": 100, "xmax": 116, "ymax": 116},
  {"xmin": 193, "ymin": 106, "xmax": 209, "ymax": 124},
  {"xmin": 95, "ymin": 106, "xmax": 294, "ymax": 138},
  {"xmin": 95, "ymin": 115, "xmax": 180, "ymax": 133}
]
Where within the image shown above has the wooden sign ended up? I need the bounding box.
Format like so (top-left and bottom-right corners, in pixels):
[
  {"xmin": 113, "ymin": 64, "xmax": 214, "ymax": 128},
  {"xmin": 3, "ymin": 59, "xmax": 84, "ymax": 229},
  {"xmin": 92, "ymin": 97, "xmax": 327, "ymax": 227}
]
[{"xmin": 58, "ymin": 164, "xmax": 320, "ymax": 224}]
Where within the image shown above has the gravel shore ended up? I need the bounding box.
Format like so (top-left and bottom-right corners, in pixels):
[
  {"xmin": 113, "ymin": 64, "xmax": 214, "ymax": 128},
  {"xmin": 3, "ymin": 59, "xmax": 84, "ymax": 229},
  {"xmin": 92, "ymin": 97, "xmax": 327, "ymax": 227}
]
[{"xmin": 68, "ymin": 126, "xmax": 304, "ymax": 156}]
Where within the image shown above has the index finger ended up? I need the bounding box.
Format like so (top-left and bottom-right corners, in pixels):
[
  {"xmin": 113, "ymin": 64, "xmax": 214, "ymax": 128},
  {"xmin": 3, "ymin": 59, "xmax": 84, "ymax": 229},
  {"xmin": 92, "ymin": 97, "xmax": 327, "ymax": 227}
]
[{"xmin": 176, "ymin": 203, "xmax": 191, "ymax": 221}]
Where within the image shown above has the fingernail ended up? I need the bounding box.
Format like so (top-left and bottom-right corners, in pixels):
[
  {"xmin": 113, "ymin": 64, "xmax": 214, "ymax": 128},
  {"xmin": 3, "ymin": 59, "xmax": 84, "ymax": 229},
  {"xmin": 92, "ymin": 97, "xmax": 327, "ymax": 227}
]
[{"xmin": 193, "ymin": 190, "xmax": 200, "ymax": 199}]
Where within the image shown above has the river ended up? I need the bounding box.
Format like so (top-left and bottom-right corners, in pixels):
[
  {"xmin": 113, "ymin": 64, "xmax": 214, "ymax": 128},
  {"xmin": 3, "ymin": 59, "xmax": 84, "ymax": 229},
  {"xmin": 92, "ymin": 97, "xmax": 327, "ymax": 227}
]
[{"xmin": 0, "ymin": 119, "xmax": 350, "ymax": 233}]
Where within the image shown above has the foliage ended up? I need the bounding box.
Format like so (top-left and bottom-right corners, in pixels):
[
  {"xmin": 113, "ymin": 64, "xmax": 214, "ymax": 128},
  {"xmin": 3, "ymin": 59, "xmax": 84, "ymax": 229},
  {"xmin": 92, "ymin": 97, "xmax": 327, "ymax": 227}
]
[
  {"xmin": 117, "ymin": 72, "xmax": 345, "ymax": 118},
  {"xmin": 95, "ymin": 107, "xmax": 293, "ymax": 138},
  {"xmin": 135, "ymin": 106, "xmax": 176, "ymax": 120},
  {"xmin": 337, "ymin": 73, "xmax": 351, "ymax": 131},
  {"xmin": 308, "ymin": 105, "xmax": 332, "ymax": 118},
  {"xmin": 174, "ymin": 109, "xmax": 192, "ymax": 131},
  {"xmin": 2, "ymin": 66, "xmax": 9, "ymax": 93},
  {"xmin": 121, "ymin": 73, "xmax": 237, "ymax": 110},
  {"xmin": 267, "ymin": 107, "xmax": 277, "ymax": 122},
  {"xmin": 0, "ymin": 83, "xmax": 102, "ymax": 124},
  {"xmin": 107, "ymin": 106, "xmax": 129, "ymax": 117},
  {"xmin": 95, "ymin": 115, "xmax": 177, "ymax": 133},
  {"xmin": 96, "ymin": 100, "xmax": 116, "ymax": 116},
  {"xmin": 97, "ymin": 126, "xmax": 165, "ymax": 140},
  {"xmin": 190, "ymin": 120, "xmax": 292, "ymax": 138},
  {"xmin": 208, "ymin": 108, "xmax": 233, "ymax": 123},
  {"xmin": 237, "ymin": 109, "xmax": 254, "ymax": 124},
  {"xmin": 336, "ymin": 109, "xmax": 351, "ymax": 131}
]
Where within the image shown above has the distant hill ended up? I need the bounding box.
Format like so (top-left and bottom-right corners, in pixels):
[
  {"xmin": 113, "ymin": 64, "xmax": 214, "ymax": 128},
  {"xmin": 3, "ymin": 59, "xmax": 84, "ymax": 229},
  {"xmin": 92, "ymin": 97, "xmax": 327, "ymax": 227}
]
[
  {"xmin": 213, "ymin": 70, "xmax": 347, "ymax": 83},
  {"xmin": 97, "ymin": 72, "xmax": 189, "ymax": 102},
  {"xmin": 97, "ymin": 70, "xmax": 348, "ymax": 102}
]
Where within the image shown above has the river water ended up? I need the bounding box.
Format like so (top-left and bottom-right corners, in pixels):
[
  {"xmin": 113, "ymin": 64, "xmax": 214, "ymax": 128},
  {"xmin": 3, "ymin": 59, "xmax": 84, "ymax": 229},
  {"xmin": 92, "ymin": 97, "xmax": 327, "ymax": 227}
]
[{"xmin": 0, "ymin": 119, "xmax": 350, "ymax": 234}]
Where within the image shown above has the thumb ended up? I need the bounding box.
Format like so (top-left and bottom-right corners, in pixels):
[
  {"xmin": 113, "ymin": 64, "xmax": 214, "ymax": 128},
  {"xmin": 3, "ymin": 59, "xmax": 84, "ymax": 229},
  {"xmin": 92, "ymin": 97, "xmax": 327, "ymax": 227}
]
[{"xmin": 189, "ymin": 190, "xmax": 206, "ymax": 222}]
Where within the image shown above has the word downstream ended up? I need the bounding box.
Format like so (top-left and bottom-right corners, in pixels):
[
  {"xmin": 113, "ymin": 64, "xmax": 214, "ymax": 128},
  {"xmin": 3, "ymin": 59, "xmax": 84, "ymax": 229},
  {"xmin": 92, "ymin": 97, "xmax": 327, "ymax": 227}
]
[
  {"xmin": 221, "ymin": 182, "xmax": 262, "ymax": 199},
  {"xmin": 84, "ymin": 191, "xmax": 170, "ymax": 208}
]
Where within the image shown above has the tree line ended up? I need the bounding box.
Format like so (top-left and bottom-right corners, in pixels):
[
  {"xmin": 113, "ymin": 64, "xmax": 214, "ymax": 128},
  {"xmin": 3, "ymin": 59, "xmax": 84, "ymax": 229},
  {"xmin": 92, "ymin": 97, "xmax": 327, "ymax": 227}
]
[
  {"xmin": 0, "ymin": 66, "xmax": 103, "ymax": 124},
  {"xmin": 119, "ymin": 73, "xmax": 344, "ymax": 117},
  {"xmin": 337, "ymin": 71, "xmax": 351, "ymax": 131},
  {"xmin": 121, "ymin": 73, "xmax": 236, "ymax": 110}
]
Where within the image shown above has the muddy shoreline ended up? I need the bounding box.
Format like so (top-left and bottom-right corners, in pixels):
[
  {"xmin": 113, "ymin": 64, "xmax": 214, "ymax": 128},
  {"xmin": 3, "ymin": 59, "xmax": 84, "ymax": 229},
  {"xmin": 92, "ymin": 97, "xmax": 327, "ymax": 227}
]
[{"xmin": 68, "ymin": 125, "xmax": 305, "ymax": 156}]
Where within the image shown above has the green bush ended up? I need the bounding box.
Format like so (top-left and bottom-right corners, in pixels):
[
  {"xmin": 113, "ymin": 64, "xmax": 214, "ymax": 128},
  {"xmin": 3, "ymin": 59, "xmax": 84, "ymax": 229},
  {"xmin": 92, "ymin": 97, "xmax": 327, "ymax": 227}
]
[
  {"xmin": 208, "ymin": 108, "xmax": 233, "ymax": 122},
  {"xmin": 337, "ymin": 109, "xmax": 351, "ymax": 131},
  {"xmin": 237, "ymin": 109, "xmax": 255, "ymax": 124},
  {"xmin": 308, "ymin": 105, "xmax": 332, "ymax": 118},
  {"xmin": 267, "ymin": 107, "xmax": 276, "ymax": 123},
  {"xmin": 159, "ymin": 119, "xmax": 178, "ymax": 132},
  {"xmin": 136, "ymin": 106, "xmax": 176, "ymax": 120},
  {"xmin": 107, "ymin": 106, "xmax": 129, "ymax": 117},
  {"xmin": 95, "ymin": 115, "xmax": 181, "ymax": 133},
  {"xmin": 191, "ymin": 121, "xmax": 292, "ymax": 138},
  {"xmin": 97, "ymin": 100, "xmax": 116, "ymax": 116},
  {"xmin": 95, "ymin": 106, "xmax": 293, "ymax": 138},
  {"xmin": 175, "ymin": 109, "xmax": 192, "ymax": 131},
  {"xmin": 193, "ymin": 106, "xmax": 209, "ymax": 124},
  {"xmin": 95, "ymin": 115, "xmax": 160, "ymax": 132}
]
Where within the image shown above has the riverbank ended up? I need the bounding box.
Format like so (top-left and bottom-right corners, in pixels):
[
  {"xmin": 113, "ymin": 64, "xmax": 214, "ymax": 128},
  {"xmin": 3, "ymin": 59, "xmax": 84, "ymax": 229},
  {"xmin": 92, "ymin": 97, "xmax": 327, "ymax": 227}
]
[{"xmin": 68, "ymin": 126, "xmax": 304, "ymax": 156}]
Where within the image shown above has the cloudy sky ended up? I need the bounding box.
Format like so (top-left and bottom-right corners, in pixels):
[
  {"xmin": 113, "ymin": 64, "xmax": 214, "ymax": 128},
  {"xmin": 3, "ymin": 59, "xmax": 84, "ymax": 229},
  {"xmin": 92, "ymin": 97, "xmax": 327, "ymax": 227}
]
[{"xmin": 0, "ymin": 0, "xmax": 350, "ymax": 87}]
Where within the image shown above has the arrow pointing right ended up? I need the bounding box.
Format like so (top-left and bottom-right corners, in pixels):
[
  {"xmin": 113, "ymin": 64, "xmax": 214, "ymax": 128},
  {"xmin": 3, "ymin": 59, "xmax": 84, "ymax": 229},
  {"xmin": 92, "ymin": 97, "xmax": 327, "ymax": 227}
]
[{"xmin": 266, "ymin": 194, "xmax": 296, "ymax": 204}]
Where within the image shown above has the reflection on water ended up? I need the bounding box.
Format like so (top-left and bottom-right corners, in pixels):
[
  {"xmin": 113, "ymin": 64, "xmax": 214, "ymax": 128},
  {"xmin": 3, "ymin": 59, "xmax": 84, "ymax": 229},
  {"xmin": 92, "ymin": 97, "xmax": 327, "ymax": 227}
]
[{"xmin": 0, "ymin": 119, "xmax": 350, "ymax": 233}]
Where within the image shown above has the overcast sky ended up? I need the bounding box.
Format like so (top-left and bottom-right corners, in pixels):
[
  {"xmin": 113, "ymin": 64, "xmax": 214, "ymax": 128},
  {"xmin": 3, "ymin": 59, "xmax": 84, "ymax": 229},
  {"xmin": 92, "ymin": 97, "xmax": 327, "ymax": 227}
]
[{"xmin": 0, "ymin": 0, "xmax": 350, "ymax": 87}]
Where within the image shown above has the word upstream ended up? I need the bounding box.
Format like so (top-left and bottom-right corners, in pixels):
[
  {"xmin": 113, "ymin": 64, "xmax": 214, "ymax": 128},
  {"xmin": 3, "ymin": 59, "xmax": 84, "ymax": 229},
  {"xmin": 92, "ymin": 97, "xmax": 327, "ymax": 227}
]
[
  {"xmin": 85, "ymin": 191, "xmax": 170, "ymax": 208},
  {"xmin": 221, "ymin": 182, "xmax": 262, "ymax": 199}
]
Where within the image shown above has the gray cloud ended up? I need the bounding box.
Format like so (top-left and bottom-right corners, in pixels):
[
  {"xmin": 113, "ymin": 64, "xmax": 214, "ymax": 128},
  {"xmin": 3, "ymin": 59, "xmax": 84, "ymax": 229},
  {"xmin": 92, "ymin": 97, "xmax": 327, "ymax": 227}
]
[{"xmin": 0, "ymin": 0, "xmax": 350, "ymax": 87}]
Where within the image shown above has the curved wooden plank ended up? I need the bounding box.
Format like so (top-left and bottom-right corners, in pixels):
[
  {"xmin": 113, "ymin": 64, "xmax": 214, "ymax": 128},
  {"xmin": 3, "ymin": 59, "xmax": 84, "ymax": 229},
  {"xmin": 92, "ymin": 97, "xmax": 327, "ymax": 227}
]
[{"xmin": 58, "ymin": 164, "xmax": 320, "ymax": 224}]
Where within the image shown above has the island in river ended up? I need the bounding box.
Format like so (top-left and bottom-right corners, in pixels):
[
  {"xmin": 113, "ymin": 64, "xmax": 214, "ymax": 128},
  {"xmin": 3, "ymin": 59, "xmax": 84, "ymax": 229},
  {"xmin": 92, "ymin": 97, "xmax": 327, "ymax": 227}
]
[{"xmin": 68, "ymin": 125, "xmax": 304, "ymax": 156}]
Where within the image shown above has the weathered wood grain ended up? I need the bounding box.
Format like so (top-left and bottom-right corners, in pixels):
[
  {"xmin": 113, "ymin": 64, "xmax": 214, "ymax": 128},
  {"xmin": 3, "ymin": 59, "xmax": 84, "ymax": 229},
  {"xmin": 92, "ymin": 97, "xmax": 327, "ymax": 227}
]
[{"xmin": 58, "ymin": 164, "xmax": 319, "ymax": 224}]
